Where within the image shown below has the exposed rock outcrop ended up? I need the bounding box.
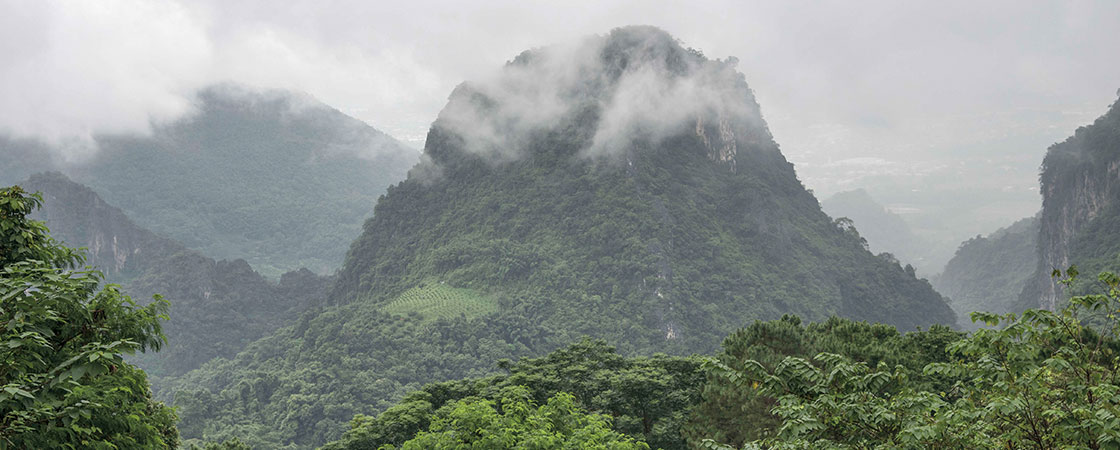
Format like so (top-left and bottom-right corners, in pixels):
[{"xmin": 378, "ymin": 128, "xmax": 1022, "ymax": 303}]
[{"xmin": 1021, "ymin": 94, "xmax": 1120, "ymax": 310}]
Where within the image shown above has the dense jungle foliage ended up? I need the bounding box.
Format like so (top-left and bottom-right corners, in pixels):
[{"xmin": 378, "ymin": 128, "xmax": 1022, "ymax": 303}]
[
  {"xmin": 316, "ymin": 317, "xmax": 963, "ymax": 450},
  {"xmin": 0, "ymin": 186, "xmax": 177, "ymax": 448},
  {"xmin": 705, "ymin": 269, "xmax": 1120, "ymax": 449},
  {"xmin": 11, "ymin": 179, "xmax": 1120, "ymax": 449},
  {"xmin": 0, "ymin": 85, "xmax": 419, "ymax": 277},
  {"xmin": 163, "ymin": 27, "xmax": 954, "ymax": 448},
  {"xmin": 320, "ymin": 339, "xmax": 703, "ymax": 449},
  {"xmin": 933, "ymin": 216, "xmax": 1039, "ymax": 329},
  {"xmin": 386, "ymin": 387, "xmax": 650, "ymax": 449}
]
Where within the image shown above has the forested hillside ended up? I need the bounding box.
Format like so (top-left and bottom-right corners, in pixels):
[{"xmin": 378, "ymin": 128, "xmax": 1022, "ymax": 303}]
[
  {"xmin": 1022, "ymin": 93, "xmax": 1120, "ymax": 309},
  {"xmin": 164, "ymin": 26, "xmax": 955, "ymax": 448},
  {"xmin": 23, "ymin": 172, "xmax": 182, "ymax": 282},
  {"xmin": 8, "ymin": 183, "xmax": 1120, "ymax": 448},
  {"xmin": 20, "ymin": 172, "xmax": 329, "ymax": 384},
  {"xmin": 932, "ymin": 216, "xmax": 1038, "ymax": 328},
  {"xmin": 0, "ymin": 85, "xmax": 419, "ymax": 277}
]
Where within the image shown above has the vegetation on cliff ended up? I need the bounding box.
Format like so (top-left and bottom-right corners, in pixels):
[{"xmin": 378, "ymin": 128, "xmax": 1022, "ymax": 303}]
[{"xmin": 1023, "ymin": 94, "xmax": 1120, "ymax": 310}]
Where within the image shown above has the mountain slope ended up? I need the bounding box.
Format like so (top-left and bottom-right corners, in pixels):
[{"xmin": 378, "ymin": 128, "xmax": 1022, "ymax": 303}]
[
  {"xmin": 25, "ymin": 172, "xmax": 181, "ymax": 282},
  {"xmin": 21, "ymin": 172, "xmax": 328, "ymax": 381},
  {"xmin": 334, "ymin": 26, "xmax": 954, "ymax": 340},
  {"xmin": 167, "ymin": 27, "xmax": 954, "ymax": 448},
  {"xmin": 1, "ymin": 84, "xmax": 419, "ymax": 277},
  {"xmin": 1021, "ymin": 94, "xmax": 1120, "ymax": 309},
  {"xmin": 932, "ymin": 216, "xmax": 1038, "ymax": 328}
]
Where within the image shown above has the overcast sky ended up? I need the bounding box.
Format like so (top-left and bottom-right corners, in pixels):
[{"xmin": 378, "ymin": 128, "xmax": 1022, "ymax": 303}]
[{"xmin": 2, "ymin": 0, "xmax": 1119, "ymax": 233}]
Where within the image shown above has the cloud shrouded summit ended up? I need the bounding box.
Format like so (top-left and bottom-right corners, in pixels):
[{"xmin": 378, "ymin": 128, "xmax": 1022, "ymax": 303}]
[{"xmin": 428, "ymin": 26, "xmax": 773, "ymax": 168}]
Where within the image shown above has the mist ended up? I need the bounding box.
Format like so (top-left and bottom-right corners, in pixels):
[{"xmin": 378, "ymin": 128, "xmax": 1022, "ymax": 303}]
[
  {"xmin": 3, "ymin": 0, "xmax": 1120, "ymax": 240},
  {"xmin": 431, "ymin": 27, "xmax": 767, "ymax": 165}
]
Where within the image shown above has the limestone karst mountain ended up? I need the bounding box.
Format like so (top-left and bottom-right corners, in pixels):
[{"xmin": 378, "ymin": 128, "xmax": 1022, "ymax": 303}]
[
  {"xmin": 1021, "ymin": 93, "xmax": 1120, "ymax": 310},
  {"xmin": 164, "ymin": 27, "xmax": 956, "ymax": 448}
]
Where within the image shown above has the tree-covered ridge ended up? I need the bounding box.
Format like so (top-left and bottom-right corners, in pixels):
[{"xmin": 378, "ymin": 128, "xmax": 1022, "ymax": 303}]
[
  {"xmin": 932, "ymin": 216, "xmax": 1039, "ymax": 329},
  {"xmin": 685, "ymin": 315, "xmax": 962, "ymax": 448},
  {"xmin": 0, "ymin": 84, "xmax": 419, "ymax": 277},
  {"xmin": 23, "ymin": 171, "xmax": 182, "ymax": 282},
  {"xmin": 0, "ymin": 186, "xmax": 178, "ymax": 448},
  {"xmin": 315, "ymin": 316, "xmax": 963, "ymax": 450},
  {"xmin": 1024, "ymin": 93, "xmax": 1120, "ymax": 310},
  {"xmin": 168, "ymin": 306, "xmax": 551, "ymax": 448},
  {"xmin": 322, "ymin": 339, "xmax": 702, "ymax": 450},
  {"xmin": 323, "ymin": 274, "xmax": 1120, "ymax": 449},
  {"xmin": 705, "ymin": 270, "xmax": 1120, "ymax": 449},
  {"xmin": 19, "ymin": 173, "xmax": 330, "ymax": 383}
]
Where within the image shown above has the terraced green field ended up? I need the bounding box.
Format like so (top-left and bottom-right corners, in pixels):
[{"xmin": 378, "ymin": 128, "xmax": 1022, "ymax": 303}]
[{"xmin": 381, "ymin": 283, "xmax": 499, "ymax": 320}]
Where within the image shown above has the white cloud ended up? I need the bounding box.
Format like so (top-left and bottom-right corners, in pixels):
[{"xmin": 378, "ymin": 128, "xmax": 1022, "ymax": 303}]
[
  {"xmin": 0, "ymin": 0, "xmax": 210, "ymax": 159},
  {"xmin": 0, "ymin": 0, "xmax": 1117, "ymax": 201}
]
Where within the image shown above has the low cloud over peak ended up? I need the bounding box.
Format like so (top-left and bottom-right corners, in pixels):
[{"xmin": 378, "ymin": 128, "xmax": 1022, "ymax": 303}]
[{"xmin": 429, "ymin": 26, "xmax": 772, "ymax": 165}]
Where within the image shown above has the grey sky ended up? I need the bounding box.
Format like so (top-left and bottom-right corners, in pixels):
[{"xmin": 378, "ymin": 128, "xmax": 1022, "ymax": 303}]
[{"xmin": 2, "ymin": 0, "xmax": 1119, "ymax": 240}]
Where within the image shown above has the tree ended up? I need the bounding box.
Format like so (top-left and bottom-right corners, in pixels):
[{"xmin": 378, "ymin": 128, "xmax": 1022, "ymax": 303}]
[
  {"xmin": 0, "ymin": 185, "xmax": 177, "ymax": 448},
  {"xmin": 394, "ymin": 386, "xmax": 649, "ymax": 449},
  {"xmin": 0, "ymin": 186, "xmax": 79, "ymax": 268},
  {"xmin": 321, "ymin": 338, "xmax": 703, "ymax": 450},
  {"xmin": 701, "ymin": 269, "xmax": 1120, "ymax": 449},
  {"xmin": 684, "ymin": 315, "xmax": 960, "ymax": 448}
]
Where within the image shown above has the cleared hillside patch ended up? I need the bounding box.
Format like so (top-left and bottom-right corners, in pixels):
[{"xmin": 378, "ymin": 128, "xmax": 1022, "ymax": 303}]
[{"xmin": 381, "ymin": 282, "xmax": 498, "ymax": 320}]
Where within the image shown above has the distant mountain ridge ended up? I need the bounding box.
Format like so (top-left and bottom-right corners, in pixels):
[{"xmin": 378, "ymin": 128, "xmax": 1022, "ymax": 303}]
[
  {"xmin": 25, "ymin": 172, "xmax": 180, "ymax": 282},
  {"xmin": 821, "ymin": 189, "xmax": 930, "ymax": 270},
  {"xmin": 1, "ymin": 84, "xmax": 419, "ymax": 277},
  {"xmin": 22, "ymin": 172, "xmax": 328, "ymax": 382}
]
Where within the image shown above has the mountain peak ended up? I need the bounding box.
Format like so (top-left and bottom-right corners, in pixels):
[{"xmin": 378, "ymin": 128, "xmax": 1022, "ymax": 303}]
[
  {"xmin": 428, "ymin": 27, "xmax": 771, "ymax": 168},
  {"xmin": 337, "ymin": 28, "xmax": 955, "ymax": 344}
]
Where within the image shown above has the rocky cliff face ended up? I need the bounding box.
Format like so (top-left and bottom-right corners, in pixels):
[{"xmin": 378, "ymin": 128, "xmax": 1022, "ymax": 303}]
[
  {"xmin": 1022, "ymin": 94, "xmax": 1120, "ymax": 310},
  {"xmin": 20, "ymin": 172, "xmax": 329, "ymax": 381},
  {"xmin": 24, "ymin": 171, "xmax": 179, "ymax": 281}
]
